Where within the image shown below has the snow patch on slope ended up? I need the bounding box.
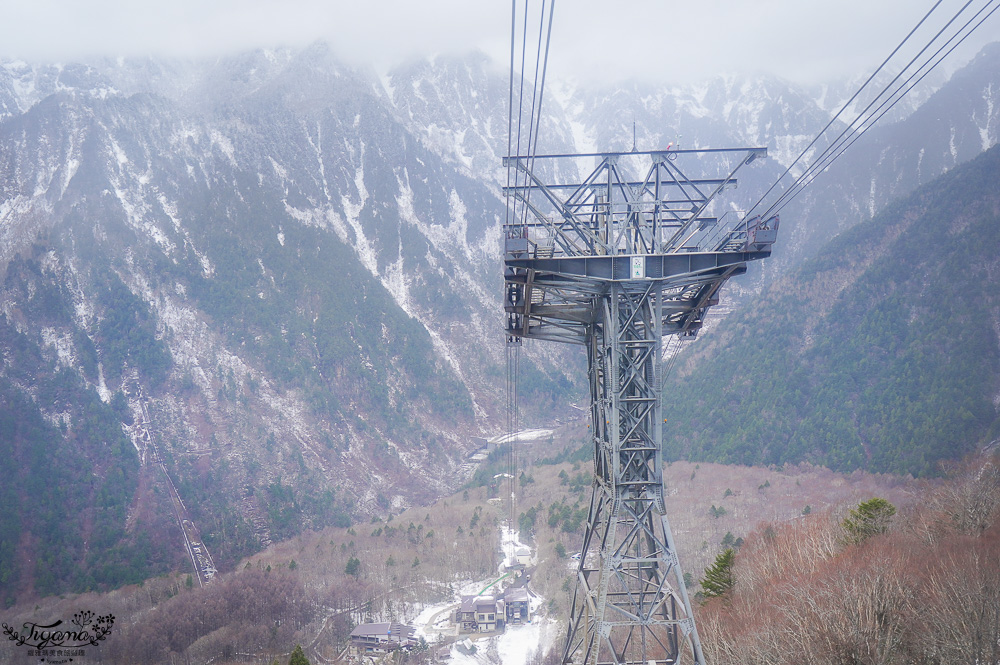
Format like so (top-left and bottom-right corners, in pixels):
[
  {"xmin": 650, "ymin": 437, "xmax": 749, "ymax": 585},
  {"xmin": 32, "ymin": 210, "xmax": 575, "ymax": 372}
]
[
  {"xmin": 340, "ymin": 159, "xmax": 379, "ymax": 275},
  {"xmin": 40, "ymin": 327, "xmax": 75, "ymax": 368},
  {"xmin": 157, "ymin": 193, "xmax": 213, "ymax": 276},
  {"xmin": 210, "ymin": 129, "xmax": 236, "ymax": 164},
  {"xmin": 977, "ymin": 83, "xmax": 996, "ymax": 152}
]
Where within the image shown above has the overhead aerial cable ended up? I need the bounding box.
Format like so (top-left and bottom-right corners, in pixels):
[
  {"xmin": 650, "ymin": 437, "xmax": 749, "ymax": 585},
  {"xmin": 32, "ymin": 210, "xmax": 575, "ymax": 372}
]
[
  {"xmin": 519, "ymin": 0, "xmax": 556, "ymax": 227},
  {"xmin": 506, "ymin": 0, "xmax": 557, "ymax": 229},
  {"xmin": 746, "ymin": 0, "xmax": 947, "ymax": 219},
  {"xmin": 504, "ymin": 0, "xmax": 557, "ymax": 555},
  {"xmin": 505, "ymin": 1, "xmax": 518, "ymax": 228},
  {"xmin": 768, "ymin": 0, "xmax": 1000, "ymax": 216},
  {"xmin": 504, "ymin": 340, "xmax": 520, "ymax": 562},
  {"xmin": 748, "ymin": 0, "xmax": 1000, "ymax": 220}
]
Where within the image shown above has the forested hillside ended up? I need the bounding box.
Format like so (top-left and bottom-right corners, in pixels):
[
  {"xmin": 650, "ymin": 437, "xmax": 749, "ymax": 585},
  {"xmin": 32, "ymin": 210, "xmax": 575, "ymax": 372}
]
[
  {"xmin": 0, "ymin": 428, "xmax": 916, "ymax": 665},
  {"xmin": 0, "ymin": 41, "xmax": 997, "ymax": 605},
  {"xmin": 663, "ymin": 143, "xmax": 1000, "ymax": 476},
  {"xmin": 0, "ymin": 47, "xmax": 546, "ymax": 603}
]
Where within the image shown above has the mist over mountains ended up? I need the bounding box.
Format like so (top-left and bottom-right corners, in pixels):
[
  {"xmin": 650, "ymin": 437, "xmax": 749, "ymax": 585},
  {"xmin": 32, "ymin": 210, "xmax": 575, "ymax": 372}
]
[{"xmin": 0, "ymin": 41, "xmax": 998, "ymax": 600}]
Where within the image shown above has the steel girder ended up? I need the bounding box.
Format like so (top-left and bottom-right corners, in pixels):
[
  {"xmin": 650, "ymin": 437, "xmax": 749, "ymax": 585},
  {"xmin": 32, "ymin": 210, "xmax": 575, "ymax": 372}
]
[
  {"xmin": 502, "ymin": 148, "xmax": 778, "ymax": 665},
  {"xmin": 561, "ymin": 281, "xmax": 704, "ymax": 665}
]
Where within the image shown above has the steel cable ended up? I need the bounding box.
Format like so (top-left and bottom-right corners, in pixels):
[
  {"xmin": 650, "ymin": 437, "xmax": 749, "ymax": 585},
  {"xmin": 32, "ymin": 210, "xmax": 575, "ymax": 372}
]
[
  {"xmin": 505, "ymin": 0, "xmax": 556, "ymax": 553},
  {"xmin": 765, "ymin": 0, "xmax": 1000, "ymax": 217},
  {"xmin": 745, "ymin": 0, "xmax": 946, "ymax": 219},
  {"xmin": 749, "ymin": 0, "xmax": 998, "ymax": 220}
]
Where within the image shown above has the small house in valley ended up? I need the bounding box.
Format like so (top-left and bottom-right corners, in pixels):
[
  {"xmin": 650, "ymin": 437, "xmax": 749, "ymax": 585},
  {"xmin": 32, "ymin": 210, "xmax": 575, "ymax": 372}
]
[
  {"xmin": 349, "ymin": 622, "xmax": 417, "ymax": 659},
  {"xmin": 504, "ymin": 587, "xmax": 530, "ymax": 625},
  {"xmin": 457, "ymin": 595, "xmax": 504, "ymax": 633}
]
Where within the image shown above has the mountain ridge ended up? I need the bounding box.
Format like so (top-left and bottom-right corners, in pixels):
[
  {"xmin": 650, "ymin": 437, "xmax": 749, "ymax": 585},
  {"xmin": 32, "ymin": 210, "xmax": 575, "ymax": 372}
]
[
  {"xmin": 663, "ymin": 142, "xmax": 1000, "ymax": 475},
  {"xmin": 0, "ymin": 42, "xmax": 998, "ymax": 602}
]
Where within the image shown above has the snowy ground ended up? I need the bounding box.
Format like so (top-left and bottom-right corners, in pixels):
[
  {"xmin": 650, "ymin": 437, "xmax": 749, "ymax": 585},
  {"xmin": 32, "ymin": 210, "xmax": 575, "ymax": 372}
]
[
  {"xmin": 488, "ymin": 429, "xmax": 555, "ymax": 445},
  {"xmin": 448, "ymin": 617, "xmax": 558, "ymax": 665},
  {"xmin": 408, "ymin": 529, "xmax": 554, "ymax": 664}
]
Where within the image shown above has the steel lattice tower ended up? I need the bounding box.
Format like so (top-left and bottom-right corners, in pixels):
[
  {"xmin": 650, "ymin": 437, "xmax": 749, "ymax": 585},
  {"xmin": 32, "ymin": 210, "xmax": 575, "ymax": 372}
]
[{"xmin": 503, "ymin": 147, "xmax": 778, "ymax": 665}]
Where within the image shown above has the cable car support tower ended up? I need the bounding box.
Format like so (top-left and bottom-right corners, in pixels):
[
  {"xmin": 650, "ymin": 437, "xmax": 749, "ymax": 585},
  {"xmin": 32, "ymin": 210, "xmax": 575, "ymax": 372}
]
[{"xmin": 503, "ymin": 147, "xmax": 779, "ymax": 665}]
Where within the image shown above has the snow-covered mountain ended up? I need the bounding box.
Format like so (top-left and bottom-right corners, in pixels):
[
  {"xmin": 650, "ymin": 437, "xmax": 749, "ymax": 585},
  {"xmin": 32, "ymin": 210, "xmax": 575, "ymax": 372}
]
[
  {"xmin": 0, "ymin": 45, "xmax": 524, "ymax": 597},
  {"xmin": 552, "ymin": 47, "xmax": 999, "ymax": 286},
  {"xmin": 1, "ymin": 41, "xmax": 998, "ymax": 599}
]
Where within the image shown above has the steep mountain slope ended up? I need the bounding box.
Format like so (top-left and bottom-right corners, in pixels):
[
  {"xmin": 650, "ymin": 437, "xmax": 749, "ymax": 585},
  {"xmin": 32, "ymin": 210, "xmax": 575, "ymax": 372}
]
[
  {"xmin": 386, "ymin": 52, "xmax": 581, "ymax": 184},
  {"xmin": 1, "ymin": 41, "xmax": 998, "ymax": 603},
  {"xmin": 662, "ymin": 143, "xmax": 1000, "ymax": 476},
  {"xmin": 0, "ymin": 46, "xmax": 537, "ymax": 601}
]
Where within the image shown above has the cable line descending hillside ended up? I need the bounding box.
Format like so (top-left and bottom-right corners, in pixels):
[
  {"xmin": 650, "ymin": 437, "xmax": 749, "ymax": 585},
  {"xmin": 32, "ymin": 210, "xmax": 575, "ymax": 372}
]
[{"xmin": 501, "ymin": 2, "xmax": 998, "ymax": 664}]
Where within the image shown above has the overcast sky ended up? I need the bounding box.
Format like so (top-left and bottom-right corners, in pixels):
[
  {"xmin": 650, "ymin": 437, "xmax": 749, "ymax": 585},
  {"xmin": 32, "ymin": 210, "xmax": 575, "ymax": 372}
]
[{"xmin": 1, "ymin": 0, "xmax": 997, "ymax": 85}]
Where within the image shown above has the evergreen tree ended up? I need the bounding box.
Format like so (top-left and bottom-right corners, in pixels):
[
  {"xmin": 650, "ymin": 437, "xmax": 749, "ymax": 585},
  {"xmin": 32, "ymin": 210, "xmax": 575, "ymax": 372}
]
[
  {"xmin": 842, "ymin": 497, "xmax": 896, "ymax": 544},
  {"xmin": 288, "ymin": 645, "xmax": 310, "ymax": 665},
  {"xmin": 700, "ymin": 548, "xmax": 735, "ymax": 599}
]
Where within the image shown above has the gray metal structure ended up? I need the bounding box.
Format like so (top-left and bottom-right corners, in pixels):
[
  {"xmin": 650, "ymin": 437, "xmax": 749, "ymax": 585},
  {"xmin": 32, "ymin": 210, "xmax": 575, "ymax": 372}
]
[{"xmin": 503, "ymin": 147, "xmax": 778, "ymax": 665}]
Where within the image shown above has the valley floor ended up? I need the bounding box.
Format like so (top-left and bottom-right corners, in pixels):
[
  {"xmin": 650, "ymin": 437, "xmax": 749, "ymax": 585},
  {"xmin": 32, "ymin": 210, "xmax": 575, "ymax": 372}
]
[{"xmin": 0, "ymin": 419, "xmax": 942, "ymax": 665}]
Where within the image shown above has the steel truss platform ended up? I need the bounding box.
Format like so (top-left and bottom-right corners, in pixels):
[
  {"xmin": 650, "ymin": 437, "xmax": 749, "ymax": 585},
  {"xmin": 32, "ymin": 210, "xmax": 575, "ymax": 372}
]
[{"xmin": 503, "ymin": 147, "xmax": 778, "ymax": 665}]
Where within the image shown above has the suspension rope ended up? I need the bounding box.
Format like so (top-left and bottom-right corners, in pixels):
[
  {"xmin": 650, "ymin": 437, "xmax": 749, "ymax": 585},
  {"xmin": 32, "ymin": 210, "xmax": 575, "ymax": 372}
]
[
  {"xmin": 511, "ymin": 0, "xmax": 532, "ymax": 221},
  {"xmin": 748, "ymin": 0, "xmax": 999, "ymax": 220},
  {"xmin": 511, "ymin": 0, "xmax": 530, "ymax": 223},
  {"xmin": 520, "ymin": 0, "xmax": 557, "ymax": 228},
  {"xmin": 507, "ymin": 0, "xmax": 557, "ymax": 229},
  {"xmin": 505, "ymin": 1, "xmax": 518, "ymax": 228},
  {"xmin": 504, "ymin": 0, "xmax": 556, "ymax": 559},
  {"xmin": 505, "ymin": 342, "xmax": 520, "ymax": 563},
  {"xmin": 824, "ymin": 2, "xmax": 1000, "ymax": 167},
  {"xmin": 512, "ymin": 346, "xmax": 519, "ymax": 553},
  {"xmin": 745, "ymin": 0, "xmax": 945, "ymax": 219},
  {"xmin": 763, "ymin": 0, "xmax": 1000, "ymax": 217}
]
